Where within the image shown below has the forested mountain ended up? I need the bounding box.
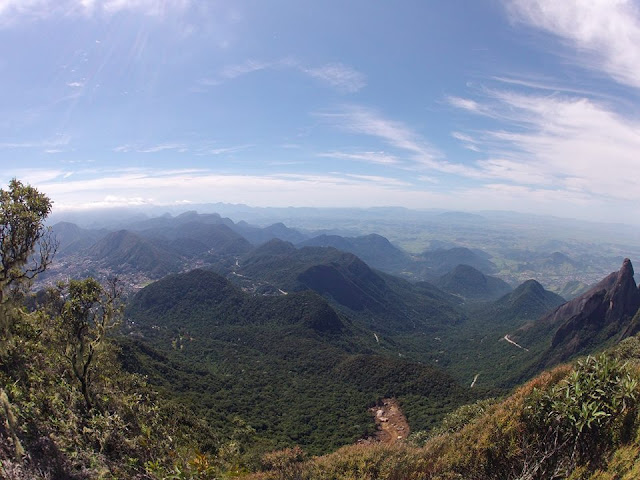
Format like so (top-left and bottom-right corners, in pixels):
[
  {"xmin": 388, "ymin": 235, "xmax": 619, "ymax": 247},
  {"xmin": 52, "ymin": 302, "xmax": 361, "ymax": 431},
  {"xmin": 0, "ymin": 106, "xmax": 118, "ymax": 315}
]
[
  {"xmin": 234, "ymin": 240, "xmax": 465, "ymax": 332},
  {"xmin": 41, "ymin": 215, "xmax": 310, "ymax": 288},
  {"xmin": 88, "ymin": 229, "xmax": 182, "ymax": 276},
  {"xmin": 50, "ymin": 221, "xmax": 108, "ymax": 257},
  {"xmin": 420, "ymin": 247, "xmax": 497, "ymax": 276},
  {"xmin": 435, "ymin": 264, "xmax": 513, "ymax": 302},
  {"xmin": 487, "ymin": 279, "xmax": 566, "ymax": 325},
  {"xmin": 123, "ymin": 269, "xmax": 475, "ymax": 454},
  {"xmin": 557, "ymin": 278, "xmax": 591, "ymax": 300},
  {"xmin": 125, "ymin": 210, "xmax": 308, "ymax": 247},
  {"xmin": 234, "ymin": 221, "xmax": 309, "ymax": 245},
  {"xmin": 298, "ymin": 233, "xmax": 412, "ymax": 273},
  {"xmin": 146, "ymin": 222, "xmax": 253, "ymax": 256}
]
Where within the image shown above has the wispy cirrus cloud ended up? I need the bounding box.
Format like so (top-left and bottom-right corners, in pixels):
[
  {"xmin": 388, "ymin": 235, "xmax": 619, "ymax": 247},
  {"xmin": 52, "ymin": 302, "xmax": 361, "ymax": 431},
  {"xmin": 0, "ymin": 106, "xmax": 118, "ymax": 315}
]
[
  {"xmin": 0, "ymin": 0, "xmax": 190, "ymax": 23},
  {"xmin": 0, "ymin": 134, "xmax": 71, "ymax": 151},
  {"xmin": 446, "ymin": 96, "xmax": 482, "ymax": 112},
  {"xmin": 341, "ymin": 173, "xmax": 411, "ymax": 187},
  {"xmin": 98, "ymin": 0, "xmax": 190, "ymax": 16},
  {"xmin": 506, "ymin": 0, "xmax": 640, "ymax": 90},
  {"xmin": 304, "ymin": 63, "xmax": 366, "ymax": 93},
  {"xmin": 199, "ymin": 59, "xmax": 273, "ymax": 86},
  {"xmin": 318, "ymin": 151, "xmax": 400, "ymax": 165},
  {"xmin": 449, "ymin": 87, "xmax": 640, "ymax": 201},
  {"xmin": 4, "ymin": 168, "xmax": 67, "ymax": 184},
  {"xmin": 114, "ymin": 141, "xmax": 250, "ymax": 156},
  {"xmin": 7, "ymin": 165, "xmax": 634, "ymax": 222},
  {"xmin": 199, "ymin": 58, "xmax": 366, "ymax": 93},
  {"xmin": 16, "ymin": 167, "xmax": 441, "ymax": 211},
  {"xmin": 220, "ymin": 59, "xmax": 271, "ymax": 80},
  {"xmin": 317, "ymin": 106, "xmax": 438, "ymax": 161},
  {"xmin": 197, "ymin": 145, "xmax": 252, "ymax": 155},
  {"xmin": 114, "ymin": 143, "xmax": 187, "ymax": 153}
]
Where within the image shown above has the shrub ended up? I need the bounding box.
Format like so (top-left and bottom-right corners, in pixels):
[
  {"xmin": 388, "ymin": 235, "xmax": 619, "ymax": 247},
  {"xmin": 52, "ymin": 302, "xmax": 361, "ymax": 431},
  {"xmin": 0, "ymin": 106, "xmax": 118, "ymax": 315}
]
[{"xmin": 522, "ymin": 354, "xmax": 639, "ymax": 477}]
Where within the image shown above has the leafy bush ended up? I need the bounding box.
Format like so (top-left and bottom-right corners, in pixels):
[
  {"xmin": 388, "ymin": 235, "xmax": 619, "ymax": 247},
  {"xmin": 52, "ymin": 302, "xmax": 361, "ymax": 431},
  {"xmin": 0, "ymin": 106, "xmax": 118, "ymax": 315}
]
[{"xmin": 522, "ymin": 354, "xmax": 639, "ymax": 477}]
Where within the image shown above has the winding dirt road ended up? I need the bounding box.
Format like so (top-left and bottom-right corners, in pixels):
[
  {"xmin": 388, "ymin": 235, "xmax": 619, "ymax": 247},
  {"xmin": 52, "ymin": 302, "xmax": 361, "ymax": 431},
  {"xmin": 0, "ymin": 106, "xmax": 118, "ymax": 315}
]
[{"xmin": 504, "ymin": 334, "xmax": 529, "ymax": 351}]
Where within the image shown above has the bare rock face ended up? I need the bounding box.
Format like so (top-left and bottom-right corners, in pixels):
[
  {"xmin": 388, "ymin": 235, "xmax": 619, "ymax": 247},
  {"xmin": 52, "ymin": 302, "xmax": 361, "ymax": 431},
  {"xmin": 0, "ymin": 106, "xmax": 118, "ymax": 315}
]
[{"xmin": 540, "ymin": 258, "xmax": 640, "ymax": 367}]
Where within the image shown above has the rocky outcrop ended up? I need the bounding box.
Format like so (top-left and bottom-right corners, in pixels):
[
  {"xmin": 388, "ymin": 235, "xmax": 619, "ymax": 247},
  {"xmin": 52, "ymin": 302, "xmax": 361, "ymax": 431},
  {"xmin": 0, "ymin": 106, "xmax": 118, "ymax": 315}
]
[{"xmin": 538, "ymin": 258, "xmax": 640, "ymax": 367}]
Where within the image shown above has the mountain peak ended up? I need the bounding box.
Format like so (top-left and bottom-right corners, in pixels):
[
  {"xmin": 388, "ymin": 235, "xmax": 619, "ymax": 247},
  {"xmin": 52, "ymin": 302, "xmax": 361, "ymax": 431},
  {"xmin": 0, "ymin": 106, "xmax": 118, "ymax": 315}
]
[
  {"xmin": 508, "ymin": 279, "xmax": 548, "ymax": 301},
  {"xmin": 535, "ymin": 258, "xmax": 640, "ymax": 367},
  {"xmin": 620, "ymin": 257, "xmax": 634, "ymax": 279},
  {"xmin": 608, "ymin": 258, "xmax": 639, "ymax": 319},
  {"xmin": 436, "ymin": 264, "xmax": 512, "ymax": 301}
]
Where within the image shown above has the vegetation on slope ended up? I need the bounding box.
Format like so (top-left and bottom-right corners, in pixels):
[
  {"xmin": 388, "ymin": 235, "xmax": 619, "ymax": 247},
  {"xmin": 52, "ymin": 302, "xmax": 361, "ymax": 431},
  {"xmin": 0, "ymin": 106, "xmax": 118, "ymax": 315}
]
[
  {"xmin": 124, "ymin": 268, "xmax": 475, "ymax": 455},
  {"xmin": 251, "ymin": 341, "xmax": 640, "ymax": 480},
  {"xmin": 0, "ymin": 180, "xmax": 243, "ymax": 479}
]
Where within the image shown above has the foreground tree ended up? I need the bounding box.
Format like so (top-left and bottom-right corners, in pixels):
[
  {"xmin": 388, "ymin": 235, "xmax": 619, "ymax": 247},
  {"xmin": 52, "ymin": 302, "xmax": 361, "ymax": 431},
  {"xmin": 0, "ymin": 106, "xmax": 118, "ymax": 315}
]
[
  {"xmin": 0, "ymin": 179, "xmax": 55, "ymax": 460},
  {"xmin": 0, "ymin": 178, "xmax": 55, "ymax": 345},
  {"xmin": 51, "ymin": 277, "xmax": 123, "ymax": 411}
]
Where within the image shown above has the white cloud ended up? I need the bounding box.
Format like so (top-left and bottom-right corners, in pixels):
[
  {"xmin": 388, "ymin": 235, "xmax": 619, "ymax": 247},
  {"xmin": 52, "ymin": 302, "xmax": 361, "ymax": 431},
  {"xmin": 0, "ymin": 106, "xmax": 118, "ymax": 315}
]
[
  {"xmin": 317, "ymin": 106, "xmax": 483, "ymax": 178},
  {"xmin": 305, "ymin": 63, "xmax": 366, "ymax": 93},
  {"xmin": 113, "ymin": 141, "xmax": 251, "ymax": 156},
  {"xmin": 114, "ymin": 143, "xmax": 187, "ymax": 153},
  {"xmin": 507, "ymin": 0, "xmax": 640, "ymax": 89},
  {"xmin": 318, "ymin": 151, "xmax": 400, "ymax": 165},
  {"xmin": 451, "ymin": 131, "xmax": 476, "ymax": 143},
  {"xmin": 200, "ymin": 58, "xmax": 366, "ymax": 94},
  {"xmin": 446, "ymin": 96, "xmax": 481, "ymax": 112},
  {"xmin": 219, "ymin": 59, "xmax": 271, "ymax": 80},
  {"xmin": 198, "ymin": 145, "xmax": 252, "ymax": 155},
  {"xmin": 418, "ymin": 175, "xmax": 438, "ymax": 183},
  {"xmin": 317, "ymin": 106, "xmax": 438, "ymax": 161},
  {"xmin": 0, "ymin": 134, "xmax": 70, "ymax": 150},
  {"xmin": 341, "ymin": 173, "xmax": 411, "ymax": 186},
  {"xmin": 97, "ymin": 195, "xmax": 155, "ymax": 207},
  {"xmin": 198, "ymin": 59, "xmax": 279, "ymax": 87},
  {"xmin": 449, "ymin": 88, "xmax": 640, "ymax": 201},
  {"xmin": 2, "ymin": 168, "xmax": 66, "ymax": 184},
  {"xmin": 26, "ymin": 169, "xmax": 447, "ymax": 211},
  {"xmin": 5, "ymin": 165, "xmax": 636, "ymax": 222},
  {"xmin": 137, "ymin": 143, "xmax": 187, "ymax": 153},
  {"xmin": 101, "ymin": 0, "xmax": 190, "ymax": 16},
  {"xmin": 0, "ymin": 0, "xmax": 190, "ymax": 24}
]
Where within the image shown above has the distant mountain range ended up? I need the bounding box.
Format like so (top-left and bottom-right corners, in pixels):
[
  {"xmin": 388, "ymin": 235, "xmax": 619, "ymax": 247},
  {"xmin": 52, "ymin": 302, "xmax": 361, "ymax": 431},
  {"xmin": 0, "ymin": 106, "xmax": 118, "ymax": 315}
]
[
  {"xmin": 234, "ymin": 239, "xmax": 465, "ymax": 333},
  {"xmin": 45, "ymin": 211, "xmax": 640, "ymax": 390}
]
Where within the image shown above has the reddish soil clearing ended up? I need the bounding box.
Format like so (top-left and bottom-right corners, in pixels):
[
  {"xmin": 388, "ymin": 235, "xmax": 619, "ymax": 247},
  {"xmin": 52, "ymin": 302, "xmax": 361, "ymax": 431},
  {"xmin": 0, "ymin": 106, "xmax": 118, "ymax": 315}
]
[{"xmin": 358, "ymin": 398, "xmax": 410, "ymax": 445}]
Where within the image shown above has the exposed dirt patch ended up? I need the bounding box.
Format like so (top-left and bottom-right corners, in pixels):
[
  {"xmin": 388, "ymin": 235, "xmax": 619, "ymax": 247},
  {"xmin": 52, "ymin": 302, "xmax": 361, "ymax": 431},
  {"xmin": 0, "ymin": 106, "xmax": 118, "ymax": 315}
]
[{"xmin": 358, "ymin": 398, "xmax": 410, "ymax": 445}]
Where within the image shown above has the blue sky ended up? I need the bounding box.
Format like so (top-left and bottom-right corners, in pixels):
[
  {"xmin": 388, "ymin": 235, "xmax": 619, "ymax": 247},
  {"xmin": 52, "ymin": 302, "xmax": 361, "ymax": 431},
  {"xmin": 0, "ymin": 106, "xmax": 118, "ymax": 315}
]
[{"xmin": 1, "ymin": 0, "xmax": 640, "ymax": 223}]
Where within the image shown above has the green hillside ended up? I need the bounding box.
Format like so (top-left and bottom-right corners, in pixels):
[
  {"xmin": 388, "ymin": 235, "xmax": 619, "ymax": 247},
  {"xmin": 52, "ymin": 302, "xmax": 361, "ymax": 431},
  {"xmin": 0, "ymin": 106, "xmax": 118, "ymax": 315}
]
[{"xmin": 124, "ymin": 269, "xmax": 476, "ymax": 455}]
